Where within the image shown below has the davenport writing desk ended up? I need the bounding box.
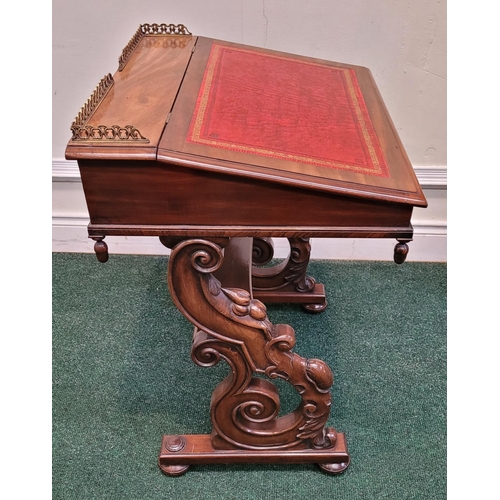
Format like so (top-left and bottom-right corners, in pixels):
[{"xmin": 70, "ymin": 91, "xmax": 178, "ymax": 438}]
[{"xmin": 65, "ymin": 23, "xmax": 427, "ymax": 476}]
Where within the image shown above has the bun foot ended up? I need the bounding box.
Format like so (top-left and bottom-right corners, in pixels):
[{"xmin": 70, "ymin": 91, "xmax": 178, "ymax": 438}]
[
  {"xmin": 394, "ymin": 239, "xmax": 410, "ymax": 264},
  {"xmin": 159, "ymin": 463, "xmax": 190, "ymax": 477},
  {"xmin": 301, "ymin": 301, "xmax": 328, "ymax": 314},
  {"xmin": 92, "ymin": 237, "xmax": 109, "ymax": 263},
  {"xmin": 318, "ymin": 459, "xmax": 350, "ymax": 474}
]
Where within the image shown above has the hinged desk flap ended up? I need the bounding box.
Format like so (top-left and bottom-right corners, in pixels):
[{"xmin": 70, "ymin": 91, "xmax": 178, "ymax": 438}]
[{"xmin": 158, "ymin": 37, "xmax": 427, "ymax": 207}]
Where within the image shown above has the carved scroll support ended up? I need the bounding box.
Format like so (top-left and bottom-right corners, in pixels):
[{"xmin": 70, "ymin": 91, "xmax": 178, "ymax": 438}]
[
  {"xmin": 252, "ymin": 238, "xmax": 328, "ymax": 313},
  {"xmin": 158, "ymin": 237, "xmax": 349, "ymax": 475}
]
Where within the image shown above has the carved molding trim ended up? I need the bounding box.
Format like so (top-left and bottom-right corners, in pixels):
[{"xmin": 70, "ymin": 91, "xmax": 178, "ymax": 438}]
[
  {"xmin": 69, "ymin": 74, "xmax": 149, "ymax": 143},
  {"xmin": 119, "ymin": 23, "xmax": 192, "ymax": 71}
]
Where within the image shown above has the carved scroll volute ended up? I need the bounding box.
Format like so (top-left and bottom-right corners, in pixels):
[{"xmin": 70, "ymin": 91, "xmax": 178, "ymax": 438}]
[
  {"xmin": 252, "ymin": 237, "xmax": 316, "ymax": 293},
  {"xmin": 167, "ymin": 238, "xmax": 270, "ymax": 352},
  {"xmin": 289, "ymin": 238, "xmax": 316, "ymax": 292},
  {"xmin": 167, "ymin": 238, "xmax": 336, "ymax": 450},
  {"xmin": 252, "ymin": 237, "xmax": 275, "ymax": 266},
  {"xmin": 191, "ymin": 329, "xmax": 283, "ymax": 449}
]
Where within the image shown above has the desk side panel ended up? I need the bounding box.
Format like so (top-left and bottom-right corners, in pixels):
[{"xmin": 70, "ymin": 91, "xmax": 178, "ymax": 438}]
[{"xmin": 78, "ymin": 160, "xmax": 413, "ymax": 237}]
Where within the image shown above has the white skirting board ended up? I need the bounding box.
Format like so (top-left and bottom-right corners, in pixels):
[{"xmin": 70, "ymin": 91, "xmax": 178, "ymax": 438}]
[{"xmin": 52, "ymin": 161, "xmax": 447, "ymax": 262}]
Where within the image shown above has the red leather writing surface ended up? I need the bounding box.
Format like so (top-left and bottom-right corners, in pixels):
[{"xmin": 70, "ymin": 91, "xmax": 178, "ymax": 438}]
[{"xmin": 187, "ymin": 44, "xmax": 390, "ymax": 178}]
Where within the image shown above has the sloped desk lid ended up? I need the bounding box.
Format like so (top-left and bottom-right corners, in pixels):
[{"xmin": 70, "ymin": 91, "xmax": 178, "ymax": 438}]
[
  {"xmin": 66, "ymin": 26, "xmax": 427, "ymax": 208},
  {"xmin": 159, "ymin": 37, "xmax": 426, "ymax": 207}
]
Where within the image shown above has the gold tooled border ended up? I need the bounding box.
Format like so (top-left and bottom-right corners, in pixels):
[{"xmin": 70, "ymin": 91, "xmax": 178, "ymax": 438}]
[{"xmin": 188, "ymin": 44, "xmax": 389, "ymax": 177}]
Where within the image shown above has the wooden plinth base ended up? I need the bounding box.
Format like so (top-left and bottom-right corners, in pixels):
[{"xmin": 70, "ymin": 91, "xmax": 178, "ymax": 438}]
[
  {"xmin": 158, "ymin": 429, "xmax": 349, "ymax": 476},
  {"xmin": 253, "ymin": 283, "xmax": 327, "ymax": 313}
]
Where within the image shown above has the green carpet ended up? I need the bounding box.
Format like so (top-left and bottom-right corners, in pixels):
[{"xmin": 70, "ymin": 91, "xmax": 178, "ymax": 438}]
[{"xmin": 52, "ymin": 253, "xmax": 446, "ymax": 499}]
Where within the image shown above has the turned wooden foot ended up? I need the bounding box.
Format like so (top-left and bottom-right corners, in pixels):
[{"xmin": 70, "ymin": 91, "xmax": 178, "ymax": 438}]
[
  {"xmin": 158, "ymin": 436, "xmax": 191, "ymax": 476},
  {"xmin": 394, "ymin": 238, "xmax": 411, "ymax": 264},
  {"xmin": 252, "ymin": 237, "xmax": 327, "ymax": 313},
  {"xmin": 91, "ymin": 237, "xmax": 109, "ymax": 263},
  {"xmin": 158, "ymin": 237, "xmax": 349, "ymax": 474}
]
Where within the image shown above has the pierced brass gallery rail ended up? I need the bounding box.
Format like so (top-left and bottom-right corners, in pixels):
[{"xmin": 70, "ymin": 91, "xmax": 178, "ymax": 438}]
[
  {"xmin": 118, "ymin": 23, "xmax": 192, "ymax": 71},
  {"xmin": 69, "ymin": 23, "xmax": 191, "ymax": 143},
  {"xmin": 69, "ymin": 73, "xmax": 149, "ymax": 143},
  {"xmin": 71, "ymin": 74, "xmax": 113, "ymax": 129}
]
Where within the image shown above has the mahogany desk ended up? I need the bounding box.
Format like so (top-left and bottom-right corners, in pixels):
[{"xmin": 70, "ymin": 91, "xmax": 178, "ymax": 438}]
[{"xmin": 65, "ymin": 24, "xmax": 427, "ymax": 476}]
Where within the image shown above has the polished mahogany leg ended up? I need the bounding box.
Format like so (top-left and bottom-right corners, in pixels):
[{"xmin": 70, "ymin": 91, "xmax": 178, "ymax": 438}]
[
  {"xmin": 158, "ymin": 237, "xmax": 349, "ymax": 475},
  {"xmin": 252, "ymin": 237, "xmax": 327, "ymax": 313}
]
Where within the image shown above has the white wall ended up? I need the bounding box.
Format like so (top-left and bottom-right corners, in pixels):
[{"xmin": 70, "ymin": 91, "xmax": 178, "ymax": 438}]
[{"xmin": 52, "ymin": 0, "xmax": 446, "ymax": 261}]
